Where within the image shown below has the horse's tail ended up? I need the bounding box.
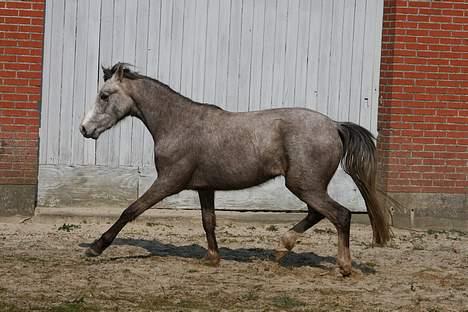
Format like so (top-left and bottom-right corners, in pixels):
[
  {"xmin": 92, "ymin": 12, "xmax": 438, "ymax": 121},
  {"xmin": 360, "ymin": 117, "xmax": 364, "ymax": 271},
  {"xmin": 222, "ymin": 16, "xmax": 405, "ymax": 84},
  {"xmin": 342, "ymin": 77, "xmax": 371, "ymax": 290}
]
[{"xmin": 337, "ymin": 122, "xmax": 392, "ymax": 245}]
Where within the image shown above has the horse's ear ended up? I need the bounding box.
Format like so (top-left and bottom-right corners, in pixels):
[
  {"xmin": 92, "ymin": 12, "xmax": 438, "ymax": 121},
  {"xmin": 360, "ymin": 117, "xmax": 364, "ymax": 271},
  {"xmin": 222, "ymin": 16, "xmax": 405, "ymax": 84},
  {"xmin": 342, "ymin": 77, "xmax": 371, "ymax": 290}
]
[
  {"xmin": 102, "ymin": 66, "xmax": 112, "ymax": 81},
  {"xmin": 115, "ymin": 63, "xmax": 125, "ymax": 81}
]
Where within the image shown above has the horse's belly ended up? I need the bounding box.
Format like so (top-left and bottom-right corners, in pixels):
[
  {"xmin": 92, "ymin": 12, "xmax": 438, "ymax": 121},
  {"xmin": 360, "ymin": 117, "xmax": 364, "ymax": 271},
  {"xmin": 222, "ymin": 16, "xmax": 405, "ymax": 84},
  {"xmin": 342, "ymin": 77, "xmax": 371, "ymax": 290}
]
[{"xmin": 187, "ymin": 162, "xmax": 281, "ymax": 191}]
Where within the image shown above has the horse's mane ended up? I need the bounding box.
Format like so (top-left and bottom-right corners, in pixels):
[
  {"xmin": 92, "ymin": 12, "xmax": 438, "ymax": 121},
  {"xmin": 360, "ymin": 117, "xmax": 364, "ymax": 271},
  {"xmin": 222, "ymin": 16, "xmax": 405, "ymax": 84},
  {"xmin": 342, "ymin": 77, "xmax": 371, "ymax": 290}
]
[{"xmin": 102, "ymin": 62, "xmax": 222, "ymax": 110}]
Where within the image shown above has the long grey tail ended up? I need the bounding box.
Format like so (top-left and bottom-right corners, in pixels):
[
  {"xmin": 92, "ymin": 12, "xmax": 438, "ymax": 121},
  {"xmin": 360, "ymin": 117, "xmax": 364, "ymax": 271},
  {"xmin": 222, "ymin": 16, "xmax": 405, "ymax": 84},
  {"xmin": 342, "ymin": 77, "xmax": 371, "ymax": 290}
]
[{"xmin": 337, "ymin": 122, "xmax": 392, "ymax": 245}]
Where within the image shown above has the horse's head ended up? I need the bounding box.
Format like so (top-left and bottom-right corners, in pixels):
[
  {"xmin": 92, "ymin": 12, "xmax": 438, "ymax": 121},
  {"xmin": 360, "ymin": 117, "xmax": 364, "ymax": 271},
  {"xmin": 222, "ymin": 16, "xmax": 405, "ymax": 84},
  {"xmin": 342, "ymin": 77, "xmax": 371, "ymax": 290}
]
[{"xmin": 80, "ymin": 63, "xmax": 136, "ymax": 139}]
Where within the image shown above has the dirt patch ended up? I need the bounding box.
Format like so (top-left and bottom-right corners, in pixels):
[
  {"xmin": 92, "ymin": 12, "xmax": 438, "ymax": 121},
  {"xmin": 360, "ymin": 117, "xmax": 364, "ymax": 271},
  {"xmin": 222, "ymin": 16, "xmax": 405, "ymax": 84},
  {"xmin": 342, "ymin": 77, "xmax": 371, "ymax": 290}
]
[{"xmin": 0, "ymin": 214, "xmax": 467, "ymax": 311}]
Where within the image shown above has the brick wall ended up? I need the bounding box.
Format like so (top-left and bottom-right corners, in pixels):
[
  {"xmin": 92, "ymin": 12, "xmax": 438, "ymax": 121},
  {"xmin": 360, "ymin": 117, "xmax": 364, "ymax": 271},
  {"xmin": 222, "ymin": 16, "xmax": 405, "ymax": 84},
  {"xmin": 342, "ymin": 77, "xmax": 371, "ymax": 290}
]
[
  {"xmin": 0, "ymin": 0, "xmax": 44, "ymax": 215},
  {"xmin": 378, "ymin": 0, "xmax": 467, "ymax": 216}
]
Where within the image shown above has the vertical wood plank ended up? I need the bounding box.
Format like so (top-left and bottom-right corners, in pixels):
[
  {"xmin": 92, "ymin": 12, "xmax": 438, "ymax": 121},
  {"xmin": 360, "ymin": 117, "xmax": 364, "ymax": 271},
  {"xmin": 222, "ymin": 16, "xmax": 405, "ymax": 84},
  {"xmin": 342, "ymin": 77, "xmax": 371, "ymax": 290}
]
[
  {"xmin": 316, "ymin": 0, "xmax": 333, "ymax": 114},
  {"xmin": 191, "ymin": 0, "xmax": 208, "ymax": 102},
  {"xmin": 337, "ymin": 0, "xmax": 356, "ymax": 123},
  {"xmin": 46, "ymin": 0, "xmax": 65, "ymax": 164},
  {"xmin": 271, "ymin": 0, "xmax": 288, "ymax": 108},
  {"xmin": 214, "ymin": 0, "xmax": 230, "ymax": 108},
  {"xmin": 203, "ymin": 0, "xmax": 220, "ymax": 104},
  {"xmin": 371, "ymin": 0, "xmax": 384, "ymax": 135},
  {"xmin": 169, "ymin": 0, "xmax": 184, "ymax": 91},
  {"xmin": 238, "ymin": 0, "xmax": 254, "ymax": 112},
  {"xmin": 260, "ymin": 0, "xmax": 277, "ymax": 109},
  {"xmin": 293, "ymin": 0, "xmax": 311, "ymax": 108},
  {"xmin": 83, "ymin": 0, "xmax": 101, "ymax": 165},
  {"xmin": 226, "ymin": 0, "xmax": 242, "ymax": 111},
  {"xmin": 360, "ymin": 0, "xmax": 378, "ymax": 131},
  {"xmin": 326, "ymin": 0, "xmax": 344, "ymax": 120},
  {"xmin": 283, "ymin": 0, "xmax": 300, "ymax": 107},
  {"xmin": 71, "ymin": 0, "xmax": 89, "ymax": 165},
  {"xmin": 147, "ymin": 0, "xmax": 161, "ymax": 78},
  {"xmin": 95, "ymin": 0, "xmax": 114, "ymax": 166},
  {"xmin": 39, "ymin": 0, "xmax": 53, "ymax": 164},
  {"xmin": 305, "ymin": 0, "xmax": 322, "ymax": 110},
  {"xmin": 158, "ymin": 0, "xmax": 173, "ymax": 83},
  {"xmin": 348, "ymin": 0, "xmax": 366, "ymax": 125},
  {"xmin": 180, "ymin": 0, "xmax": 196, "ymax": 98},
  {"xmin": 248, "ymin": 0, "xmax": 265, "ymax": 111},
  {"xmin": 58, "ymin": 0, "xmax": 78, "ymax": 165}
]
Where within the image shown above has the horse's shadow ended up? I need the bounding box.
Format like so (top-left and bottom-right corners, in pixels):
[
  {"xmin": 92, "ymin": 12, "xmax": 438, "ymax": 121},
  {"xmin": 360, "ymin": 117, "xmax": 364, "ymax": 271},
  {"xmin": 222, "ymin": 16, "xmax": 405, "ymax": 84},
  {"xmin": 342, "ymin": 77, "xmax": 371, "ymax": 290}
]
[{"xmin": 79, "ymin": 238, "xmax": 376, "ymax": 274}]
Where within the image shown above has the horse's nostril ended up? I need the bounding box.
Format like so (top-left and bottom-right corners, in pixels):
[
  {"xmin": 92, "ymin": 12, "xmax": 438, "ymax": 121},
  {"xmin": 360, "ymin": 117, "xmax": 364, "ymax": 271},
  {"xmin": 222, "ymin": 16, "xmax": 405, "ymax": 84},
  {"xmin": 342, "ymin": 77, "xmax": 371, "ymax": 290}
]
[{"xmin": 80, "ymin": 125, "xmax": 87, "ymax": 136}]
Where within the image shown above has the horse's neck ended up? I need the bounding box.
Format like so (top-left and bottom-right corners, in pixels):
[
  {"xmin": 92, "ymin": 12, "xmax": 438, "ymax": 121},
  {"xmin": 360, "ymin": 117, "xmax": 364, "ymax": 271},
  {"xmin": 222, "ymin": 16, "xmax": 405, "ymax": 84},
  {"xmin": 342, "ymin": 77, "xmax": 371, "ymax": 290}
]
[{"xmin": 131, "ymin": 79, "xmax": 195, "ymax": 138}]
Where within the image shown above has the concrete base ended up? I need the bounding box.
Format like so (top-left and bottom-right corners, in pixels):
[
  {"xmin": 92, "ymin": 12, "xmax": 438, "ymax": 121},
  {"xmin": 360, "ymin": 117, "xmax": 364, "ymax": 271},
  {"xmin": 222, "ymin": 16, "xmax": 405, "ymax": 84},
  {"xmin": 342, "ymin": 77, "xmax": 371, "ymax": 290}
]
[
  {"xmin": 385, "ymin": 192, "xmax": 467, "ymax": 219},
  {"xmin": 0, "ymin": 185, "xmax": 36, "ymax": 216}
]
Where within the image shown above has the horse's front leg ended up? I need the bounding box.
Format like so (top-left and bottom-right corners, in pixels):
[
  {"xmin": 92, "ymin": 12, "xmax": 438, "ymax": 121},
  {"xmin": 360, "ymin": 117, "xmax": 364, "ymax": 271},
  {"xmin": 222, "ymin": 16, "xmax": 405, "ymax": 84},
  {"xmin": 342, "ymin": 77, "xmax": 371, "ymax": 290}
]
[
  {"xmin": 85, "ymin": 178, "xmax": 180, "ymax": 257},
  {"xmin": 198, "ymin": 190, "xmax": 220, "ymax": 266}
]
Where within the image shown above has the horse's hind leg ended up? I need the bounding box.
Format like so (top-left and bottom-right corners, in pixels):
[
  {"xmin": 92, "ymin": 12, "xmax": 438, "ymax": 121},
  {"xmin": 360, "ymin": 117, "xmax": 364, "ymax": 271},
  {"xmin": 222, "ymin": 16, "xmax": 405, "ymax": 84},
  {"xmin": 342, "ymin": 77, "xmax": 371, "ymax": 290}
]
[
  {"xmin": 275, "ymin": 208, "xmax": 324, "ymax": 261},
  {"xmin": 198, "ymin": 190, "xmax": 220, "ymax": 266},
  {"xmin": 293, "ymin": 191, "xmax": 352, "ymax": 276}
]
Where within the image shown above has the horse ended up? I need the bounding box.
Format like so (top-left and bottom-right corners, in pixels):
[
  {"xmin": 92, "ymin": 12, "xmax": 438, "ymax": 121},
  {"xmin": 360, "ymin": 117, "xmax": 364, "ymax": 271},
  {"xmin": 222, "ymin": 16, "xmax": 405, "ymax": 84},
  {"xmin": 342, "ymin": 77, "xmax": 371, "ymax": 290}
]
[{"xmin": 79, "ymin": 62, "xmax": 391, "ymax": 276}]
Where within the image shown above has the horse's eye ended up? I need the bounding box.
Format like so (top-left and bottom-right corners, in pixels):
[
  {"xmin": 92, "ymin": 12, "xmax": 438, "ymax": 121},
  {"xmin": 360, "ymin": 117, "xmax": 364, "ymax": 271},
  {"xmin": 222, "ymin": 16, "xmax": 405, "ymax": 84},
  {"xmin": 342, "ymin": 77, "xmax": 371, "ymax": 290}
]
[{"xmin": 100, "ymin": 93, "xmax": 109, "ymax": 101}]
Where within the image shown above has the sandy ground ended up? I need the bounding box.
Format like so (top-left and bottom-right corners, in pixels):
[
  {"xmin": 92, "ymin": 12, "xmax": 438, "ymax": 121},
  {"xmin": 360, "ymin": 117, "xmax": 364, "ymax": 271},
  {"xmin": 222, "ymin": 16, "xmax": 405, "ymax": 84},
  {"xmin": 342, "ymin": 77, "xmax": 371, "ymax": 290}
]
[{"xmin": 0, "ymin": 212, "xmax": 467, "ymax": 312}]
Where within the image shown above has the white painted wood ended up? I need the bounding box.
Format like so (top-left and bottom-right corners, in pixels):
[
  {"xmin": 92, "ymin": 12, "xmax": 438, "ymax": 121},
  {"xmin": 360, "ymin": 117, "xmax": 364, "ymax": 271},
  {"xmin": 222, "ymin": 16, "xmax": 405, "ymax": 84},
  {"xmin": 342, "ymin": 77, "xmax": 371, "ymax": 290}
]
[
  {"xmin": 327, "ymin": 0, "xmax": 345, "ymax": 120},
  {"xmin": 282, "ymin": 0, "xmax": 300, "ymax": 107},
  {"xmin": 45, "ymin": 0, "xmax": 65, "ymax": 164},
  {"xmin": 203, "ymin": 0, "xmax": 220, "ymax": 104},
  {"xmin": 271, "ymin": 0, "xmax": 288, "ymax": 108},
  {"xmin": 180, "ymin": 0, "xmax": 195, "ymax": 98},
  {"xmin": 305, "ymin": 0, "xmax": 322, "ymax": 111},
  {"xmin": 39, "ymin": 0, "xmax": 52, "ymax": 164},
  {"xmin": 70, "ymin": 0, "xmax": 89, "ymax": 165},
  {"xmin": 40, "ymin": 0, "xmax": 385, "ymax": 212},
  {"xmin": 316, "ymin": 0, "xmax": 333, "ymax": 114},
  {"xmin": 248, "ymin": 0, "xmax": 265, "ymax": 111},
  {"xmin": 337, "ymin": 0, "xmax": 356, "ymax": 123},
  {"xmin": 169, "ymin": 0, "xmax": 184, "ymax": 92},
  {"xmin": 293, "ymin": 0, "xmax": 311, "ymax": 109},
  {"xmin": 58, "ymin": 0, "xmax": 77, "ymax": 165},
  {"xmin": 214, "ymin": 0, "xmax": 230, "ymax": 107},
  {"xmin": 260, "ymin": 0, "xmax": 276, "ymax": 109},
  {"xmin": 359, "ymin": 0, "xmax": 377, "ymax": 133},
  {"xmin": 226, "ymin": 0, "xmax": 242, "ymax": 111},
  {"xmin": 349, "ymin": 0, "xmax": 366, "ymax": 126},
  {"xmin": 191, "ymin": 0, "xmax": 207, "ymax": 102},
  {"xmin": 371, "ymin": 0, "xmax": 384, "ymax": 136},
  {"xmin": 237, "ymin": 0, "xmax": 254, "ymax": 111}
]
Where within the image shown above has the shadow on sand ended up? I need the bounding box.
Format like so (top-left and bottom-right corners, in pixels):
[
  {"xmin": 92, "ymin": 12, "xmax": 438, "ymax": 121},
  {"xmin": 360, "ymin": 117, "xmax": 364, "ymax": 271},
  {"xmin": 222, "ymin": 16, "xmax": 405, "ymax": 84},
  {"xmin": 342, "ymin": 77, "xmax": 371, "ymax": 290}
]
[{"xmin": 79, "ymin": 238, "xmax": 376, "ymax": 274}]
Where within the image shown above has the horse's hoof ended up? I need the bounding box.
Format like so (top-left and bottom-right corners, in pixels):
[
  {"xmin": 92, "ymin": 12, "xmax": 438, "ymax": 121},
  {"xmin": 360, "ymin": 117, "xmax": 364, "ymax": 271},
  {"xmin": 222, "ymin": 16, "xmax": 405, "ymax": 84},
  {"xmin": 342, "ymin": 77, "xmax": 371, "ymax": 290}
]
[
  {"xmin": 201, "ymin": 255, "xmax": 220, "ymax": 267},
  {"xmin": 84, "ymin": 246, "xmax": 102, "ymax": 257},
  {"xmin": 338, "ymin": 266, "xmax": 352, "ymax": 277},
  {"xmin": 274, "ymin": 250, "xmax": 288, "ymax": 263}
]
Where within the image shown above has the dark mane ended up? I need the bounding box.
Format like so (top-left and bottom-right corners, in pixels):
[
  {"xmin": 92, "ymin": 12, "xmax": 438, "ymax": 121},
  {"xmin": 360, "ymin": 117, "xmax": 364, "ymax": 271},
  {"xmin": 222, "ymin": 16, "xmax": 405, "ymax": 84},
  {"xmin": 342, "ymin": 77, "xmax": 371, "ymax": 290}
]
[{"xmin": 103, "ymin": 62, "xmax": 222, "ymax": 110}]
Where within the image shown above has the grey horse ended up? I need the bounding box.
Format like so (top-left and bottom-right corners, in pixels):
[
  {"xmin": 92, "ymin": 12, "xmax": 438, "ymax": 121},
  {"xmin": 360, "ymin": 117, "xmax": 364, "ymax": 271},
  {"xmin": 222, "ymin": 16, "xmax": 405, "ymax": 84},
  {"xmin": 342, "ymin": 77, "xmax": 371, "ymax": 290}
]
[{"xmin": 80, "ymin": 63, "xmax": 391, "ymax": 276}]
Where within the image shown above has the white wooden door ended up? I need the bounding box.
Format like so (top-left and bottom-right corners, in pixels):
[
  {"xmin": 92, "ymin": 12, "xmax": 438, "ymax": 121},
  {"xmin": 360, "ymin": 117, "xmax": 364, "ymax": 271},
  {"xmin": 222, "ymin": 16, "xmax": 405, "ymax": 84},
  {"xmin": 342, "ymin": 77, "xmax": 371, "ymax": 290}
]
[{"xmin": 39, "ymin": 0, "xmax": 384, "ymax": 211}]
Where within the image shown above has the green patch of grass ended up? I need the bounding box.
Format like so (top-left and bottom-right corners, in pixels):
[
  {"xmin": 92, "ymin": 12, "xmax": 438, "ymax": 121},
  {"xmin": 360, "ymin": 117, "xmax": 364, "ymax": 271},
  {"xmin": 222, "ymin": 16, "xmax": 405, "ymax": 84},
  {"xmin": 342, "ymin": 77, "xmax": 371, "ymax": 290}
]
[
  {"xmin": 266, "ymin": 225, "xmax": 278, "ymax": 232},
  {"xmin": 57, "ymin": 224, "xmax": 81, "ymax": 232},
  {"xmin": 271, "ymin": 295, "xmax": 304, "ymax": 309}
]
